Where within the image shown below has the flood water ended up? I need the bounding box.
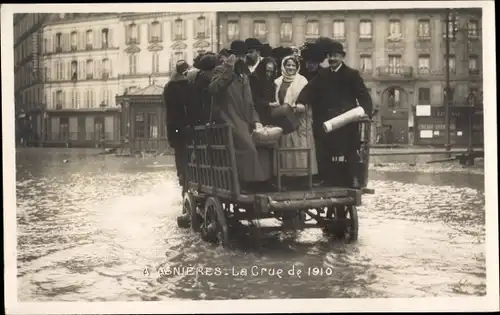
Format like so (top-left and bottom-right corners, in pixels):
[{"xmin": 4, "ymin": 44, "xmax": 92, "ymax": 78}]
[{"xmin": 15, "ymin": 148, "xmax": 486, "ymax": 301}]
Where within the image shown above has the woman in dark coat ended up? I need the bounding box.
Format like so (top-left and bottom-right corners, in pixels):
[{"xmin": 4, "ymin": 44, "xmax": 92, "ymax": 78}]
[{"xmin": 249, "ymin": 57, "xmax": 279, "ymax": 126}]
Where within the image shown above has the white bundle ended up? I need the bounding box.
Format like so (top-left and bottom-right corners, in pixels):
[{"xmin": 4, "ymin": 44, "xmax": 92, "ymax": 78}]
[{"xmin": 323, "ymin": 106, "xmax": 366, "ymax": 133}]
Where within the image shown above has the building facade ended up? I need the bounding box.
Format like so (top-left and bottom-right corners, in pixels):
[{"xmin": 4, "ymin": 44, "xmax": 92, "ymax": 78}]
[
  {"xmin": 116, "ymin": 12, "xmax": 217, "ymax": 95},
  {"xmin": 30, "ymin": 12, "xmax": 217, "ymax": 147},
  {"xmin": 217, "ymin": 9, "xmax": 483, "ymax": 145},
  {"xmin": 14, "ymin": 13, "xmax": 50, "ymax": 144},
  {"xmin": 41, "ymin": 13, "xmax": 122, "ymax": 147}
]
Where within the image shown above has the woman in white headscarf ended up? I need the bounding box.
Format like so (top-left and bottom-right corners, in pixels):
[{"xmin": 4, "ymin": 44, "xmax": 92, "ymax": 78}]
[{"xmin": 273, "ymin": 55, "xmax": 318, "ymax": 182}]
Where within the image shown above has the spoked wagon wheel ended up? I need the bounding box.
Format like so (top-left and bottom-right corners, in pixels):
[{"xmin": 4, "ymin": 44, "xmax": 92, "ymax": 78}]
[
  {"xmin": 200, "ymin": 197, "xmax": 230, "ymax": 248},
  {"xmin": 323, "ymin": 206, "xmax": 359, "ymax": 242},
  {"xmin": 177, "ymin": 192, "xmax": 202, "ymax": 231}
]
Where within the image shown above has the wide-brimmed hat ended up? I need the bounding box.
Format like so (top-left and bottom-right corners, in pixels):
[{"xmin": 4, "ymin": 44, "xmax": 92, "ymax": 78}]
[
  {"xmin": 245, "ymin": 38, "xmax": 263, "ymax": 51},
  {"xmin": 260, "ymin": 43, "xmax": 272, "ymax": 58},
  {"xmin": 271, "ymin": 46, "xmax": 295, "ymax": 64},
  {"xmin": 228, "ymin": 40, "xmax": 247, "ymax": 56},
  {"xmin": 315, "ymin": 37, "xmax": 346, "ymax": 57}
]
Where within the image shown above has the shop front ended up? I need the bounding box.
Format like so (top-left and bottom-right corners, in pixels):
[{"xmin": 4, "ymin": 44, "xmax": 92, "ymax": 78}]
[{"xmin": 414, "ymin": 105, "xmax": 483, "ymax": 147}]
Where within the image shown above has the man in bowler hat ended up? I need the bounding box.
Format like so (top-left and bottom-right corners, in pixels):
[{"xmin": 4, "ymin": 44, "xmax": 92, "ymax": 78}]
[
  {"xmin": 245, "ymin": 38, "xmax": 264, "ymax": 73},
  {"xmin": 297, "ymin": 38, "xmax": 373, "ymax": 188}
]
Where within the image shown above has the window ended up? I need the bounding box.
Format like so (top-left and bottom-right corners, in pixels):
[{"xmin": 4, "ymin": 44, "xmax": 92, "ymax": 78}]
[
  {"xmin": 101, "ymin": 28, "xmax": 109, "ymax": 48},
  {"xmin": 152, "ymin": 52, "xmax": 160, "ymax": 73},
  {"xmin": 418, "ymin": 19, "xmax": 430, "ymax": 39},
  {"xmin": 86, "ymin": 60, "xmax": 94, "ymax": 79},
  {"xmin": 280, "ymin": 20, "xmax": 293, "ymax": 42},
  {"xmin": 445, "ymin": 54, "xmax": 456, "ymax": 73},
  {"xmin": 71, "ymin": 89, "xmax": 77, "ymax": 108},
  {"xmin": 100, "ymin": 88, "xmax": 110, "ymax": 107},
  {"xmin": 389, "ymin": 19, "xmax": 401, "ymax": 37},
  {"xmin": 59, "ymin": 117, "xmax": 69, "ymax": 141},
  {"xmin": 387, "ymin": 87, "xmax": 401, "ymax": 107},
  {"xmin": 44, "ymin": 66, "xmax": 49, "ymax": 81},
  {"xmin": 148, "ymin": 113, "xmax": 158, "ymax": 139},
  {"xmin": 468, "ymin": 20, "xmax": 479, "ymax": 38},
  {"xmin": 333, "ymin": 20, "xmax": 345, "ymax": 39},
  {"xmin": 174, "ymin": 19, "xmax": 183, "ymax": 40},
  {"xmin": 104, "ymin": 90, "xmax": 110, "ymax": 106},
  {"xmin": 135, "ymin": 112, "xmax": 145, "ymax": 138},
  {"xmin": 71, "ymin": 60, "xmax": 78, "ymax": 80},
  {"xmin": 56, "ymin": 61, "xmax": 63, "ymax": 80},
  {"xmin": 70, "ymin": 31, "xmax": 77, "ymax": 50},
  {"xmin": 253, "ymin": 20, "xmax": 267, "ymax": 39},
  {"xmin": 56, "ymin": 90, "xmax": 63, "ymax": 108},
  {"xmin": 467, "ymin": 88, "xmax": 479, "ymax": 107},
  {"xmin": 196, "ymin": 17, "xmax": 206, "ymax": 38},
  {"xmin": 443, "ymin": 18, "xmax": 459, "ymax": 39},
  {"xmin": 388, "ymin": 55, "xmax": 402, "ymax": 74},
  {"xmin": 359, "ymin": 20, "xmax": 372, "ymax": 39},
  {"xmin": 86, "ymin": 89, "xmax": 94, "ymax": 108},
  {"xmin": 129, "ymin": 54, "xmax": 137, "ymax": 74},
  {"xmin": 418, "ymin": 55, "xmax": 430, "ymax": 74},
  {"xmin": 306, "ymin": 20, "xmax": 319, "ymax": 37},
  {"xmin": 418, "ymin": 88, "xmax": 431, "ymax": 104},
  {"xmin": 468, "ymin": 55, "xmax": 479, "ymax": 74},
  {"xmin": 359, "ymin": 54, "xmax": 372, "ymax": 72},
  {"xmin": 56, "ymin": 33, "xmax": 62, "ymax": 51},
  {"xmin": 102, "ymin": 58, "xmax": 110, "ymax": 78},
  {"xmin": 227, "ymin": 21, "xmax": 239, "ymax": 40},
  {"xmin": 150, "ymin": 21, "xmax": 160, "ymax": 42},
  {"xmin": 86, "ymin": 30, "xmax": 93, "ymax": 50},
  {"xmin": 127, "ymin": 23, "xmax": 138, "ymax": 44}
]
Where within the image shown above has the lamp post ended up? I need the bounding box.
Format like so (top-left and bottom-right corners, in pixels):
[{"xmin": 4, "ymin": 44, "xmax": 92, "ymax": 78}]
[{"xmin": 444, "ymin": 9, "xmax": 457, "ymax": 156}]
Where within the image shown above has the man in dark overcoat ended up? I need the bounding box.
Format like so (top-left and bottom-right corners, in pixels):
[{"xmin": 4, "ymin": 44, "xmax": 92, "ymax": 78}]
[
  {"xmin": 208, "ymin": 40, "xmax": 269, "ymax": 192},
  {"xmin": 297, "ymin": 38, "xmax": 373, "ymax": 188},
  {"xmin": 163, "ymin": 60, "xmax": 191, "ymax": 195}
]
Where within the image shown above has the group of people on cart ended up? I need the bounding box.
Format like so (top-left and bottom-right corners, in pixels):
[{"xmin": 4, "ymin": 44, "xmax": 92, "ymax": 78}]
[{"xmin": 163, "ymin": 36, "xmax": 373, "ymax": 195}]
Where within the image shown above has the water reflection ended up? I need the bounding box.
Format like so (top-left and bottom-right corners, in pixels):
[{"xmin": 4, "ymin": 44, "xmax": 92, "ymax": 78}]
[{"xmin": 15, "ymin": 148, "xmax": 486, "ymax": 301}]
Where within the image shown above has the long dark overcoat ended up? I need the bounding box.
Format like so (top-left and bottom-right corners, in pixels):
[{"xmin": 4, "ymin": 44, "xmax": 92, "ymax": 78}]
[
  {"xmin": 297, "ymin": 63, "xmax": 373, "ymax": 157},
  {"xmin": 208, "ymin": 63, "xmax": 268, "ymax": 182}
]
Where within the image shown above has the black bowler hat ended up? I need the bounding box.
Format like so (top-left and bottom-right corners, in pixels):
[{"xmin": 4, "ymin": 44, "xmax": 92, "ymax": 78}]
[
  {"xmin": 245, "ymin": 38, "xmax": 263, "ymax": 51},
  {"xmin": 315, "ymin": 37, "xmax": 346, "ymax": 57},
  {"xmin": 228, "ymin": 40, "xmax": 248, "ymax": 56}
]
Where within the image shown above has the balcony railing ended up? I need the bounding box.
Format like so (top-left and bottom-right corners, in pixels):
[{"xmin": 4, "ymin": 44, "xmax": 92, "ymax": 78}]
[
  {"xmin": 86, "ymin": 44, "xmax": 93, "ymax": 50},
  {"xmin": 376, "ymin": 66, "xmax": 414, "ymax": 79},
  {"xmin": 469, "ymin": 69, "xmax": 481, "ymax": 76}
]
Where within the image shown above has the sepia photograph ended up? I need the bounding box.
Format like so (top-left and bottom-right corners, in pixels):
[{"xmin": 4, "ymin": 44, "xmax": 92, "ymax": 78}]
[{"xmin": 2, "ymin": 1, "xmax": 499, "ymax": 314}]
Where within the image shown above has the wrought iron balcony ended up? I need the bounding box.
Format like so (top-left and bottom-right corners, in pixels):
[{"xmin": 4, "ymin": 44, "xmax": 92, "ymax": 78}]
[{"xmin": 376, "ymin": 66, "xmax": 414, "ymax": 80}]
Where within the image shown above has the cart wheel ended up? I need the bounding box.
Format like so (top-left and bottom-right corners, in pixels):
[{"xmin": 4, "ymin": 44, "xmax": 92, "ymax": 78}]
[
  {"xmin": 323, "ymin": 206, "xmax": 358, "ymax": 242},
  {"xmin": 334, "ymin": 206, "xmax": 358, "ymax": 241},
  {"xmin": 200, "ymin": 197, "xmax": 230, "ymax": 248},
  {"xmin": 181, "ymin": 192, "xmax": 202, "ymax": 232}
]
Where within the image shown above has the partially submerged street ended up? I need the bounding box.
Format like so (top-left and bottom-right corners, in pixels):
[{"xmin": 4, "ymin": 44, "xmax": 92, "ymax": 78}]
[{"xmin": 16, "ymin": 148, "xmax": 486, "ymax": 300}]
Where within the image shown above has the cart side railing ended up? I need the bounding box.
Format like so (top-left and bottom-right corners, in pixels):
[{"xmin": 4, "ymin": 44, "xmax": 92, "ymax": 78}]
[{"xmin": 186, "ymin": 123, "xmax": 240, "ymax": 198}]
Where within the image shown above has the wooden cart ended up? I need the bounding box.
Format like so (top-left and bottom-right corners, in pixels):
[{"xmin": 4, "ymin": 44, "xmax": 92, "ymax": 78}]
[{"xmin": 177, "ymin": 119, "xmax": 374, "ymax": 247}]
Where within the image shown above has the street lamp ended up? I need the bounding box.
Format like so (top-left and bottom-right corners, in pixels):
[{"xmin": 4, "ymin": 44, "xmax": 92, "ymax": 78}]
[{"xmin": 444, "ymin": 9, "xmax": 458, "ymax": 156}]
